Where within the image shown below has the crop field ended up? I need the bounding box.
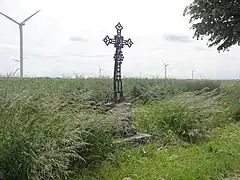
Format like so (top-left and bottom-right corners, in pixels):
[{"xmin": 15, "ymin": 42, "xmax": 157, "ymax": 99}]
[{"xmin": 0, "ymin": 78, "xmax": 239, "ymax": 180}]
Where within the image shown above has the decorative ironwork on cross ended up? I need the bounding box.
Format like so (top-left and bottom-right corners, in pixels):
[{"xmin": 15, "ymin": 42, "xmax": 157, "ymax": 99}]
[{"xmin": 103, "ymin": 22, "xmax": 133, "ymax": 103}]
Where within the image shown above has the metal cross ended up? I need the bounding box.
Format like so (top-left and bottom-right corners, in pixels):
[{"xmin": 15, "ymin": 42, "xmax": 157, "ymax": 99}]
[{"xmin": 103, "ymin": 22, "xmax": 133, "ymax": 103}]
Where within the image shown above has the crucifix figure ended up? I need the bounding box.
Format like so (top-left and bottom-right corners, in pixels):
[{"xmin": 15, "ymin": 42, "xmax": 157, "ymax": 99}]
[{"xmin": 103, "ymin": 22, "xmax": 133, "ymax": 103}]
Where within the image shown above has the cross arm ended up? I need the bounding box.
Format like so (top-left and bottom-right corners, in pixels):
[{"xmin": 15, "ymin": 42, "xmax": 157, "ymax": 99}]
[
  {"xmin": 123, "ymin": 38, "xmax": 134, "ymax": 48},
  {"xmin": 103, "ymin": 35, "xmax": 115, "ymax": 46}
]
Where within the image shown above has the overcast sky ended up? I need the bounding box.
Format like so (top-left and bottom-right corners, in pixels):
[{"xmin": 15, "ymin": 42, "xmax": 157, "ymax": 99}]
[{"xmin": 0, "ymin": 0, "xmax": 239, "ymax": 79}]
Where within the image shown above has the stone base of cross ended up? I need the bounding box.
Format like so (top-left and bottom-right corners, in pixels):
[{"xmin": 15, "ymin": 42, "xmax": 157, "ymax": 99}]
[{"xmin": 103, "ymin": 22, "xmax": 133, "ymax": 103}]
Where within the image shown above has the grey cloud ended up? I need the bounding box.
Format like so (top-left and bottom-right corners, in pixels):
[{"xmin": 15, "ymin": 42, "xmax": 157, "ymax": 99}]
[
  {"xmin": 69, "ymin": 36, "xmax": 87, "ymax": 42},
  {"xmin": 163, "ymin": 34, "xmax": 192, "ymax": 43}
]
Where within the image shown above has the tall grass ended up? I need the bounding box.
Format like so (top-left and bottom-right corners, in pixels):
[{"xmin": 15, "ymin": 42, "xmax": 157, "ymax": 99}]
[
  {"xmin": 76, "ymin": 80, "xmax": 240, "ymax": 180},
  {"xmin": 0, "ymin": 77, "xmax": 221, "ymax": 104},
  {"xmin": 0, "ymin": 77, "xmax": 238, "ymax": 179},
  {"xmin": 0, "ymin": 79, "xmax": 117, "ymax": 180},
  {"xmin": 133, "ymin": 83, "xmax": 239, "ymax": 145},
  {"xmin": 220, "ymin": 81, "xmax": 240, "ymax": 122}
]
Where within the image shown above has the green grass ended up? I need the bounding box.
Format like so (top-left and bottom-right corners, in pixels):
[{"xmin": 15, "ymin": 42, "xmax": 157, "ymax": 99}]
[
  {"xmin": 0, "ymin": 77, "xmax": 239, "ymax": 180},
  {"xmin": 0, "ymin": 78, "xmax": 118, "ymax": 180},
  {"xmin": 77, "ymin": 123, "xmax": 240, "ymax": 180},
  {"xmin": 133, "ymin": 90, "xmax": 230, "ymax": 145}
]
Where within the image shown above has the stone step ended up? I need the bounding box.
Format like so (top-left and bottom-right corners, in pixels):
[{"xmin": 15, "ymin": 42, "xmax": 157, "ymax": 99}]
[{"xmin": 113, "ymin": 133, "xmax": 151, "ymax": 144}]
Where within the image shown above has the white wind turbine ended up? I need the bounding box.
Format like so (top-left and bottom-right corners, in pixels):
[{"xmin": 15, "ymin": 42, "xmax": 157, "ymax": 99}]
[{"xmin": 0, "ymin": 10, "xmax": 41, "ymax": 78}]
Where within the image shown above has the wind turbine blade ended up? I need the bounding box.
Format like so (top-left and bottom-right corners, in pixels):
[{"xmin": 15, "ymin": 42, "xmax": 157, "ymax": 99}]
[
  {"xmin": 21, "ymin": 9, "xmax": 41, "ymax": 24},
  {"xmin": 12, "ymin": 59, "xmax": 20, "ymax": 62},
  {"xmin": 0, "ymin": 12, "xmax": 19, "ymax": 24},
  {"xmin": 13, "ymin": 68, "xmax": 20, "ymax": 75},
  {"xmin": 162, "ymin": 60, "xmax": 168, "ymax": 66}
]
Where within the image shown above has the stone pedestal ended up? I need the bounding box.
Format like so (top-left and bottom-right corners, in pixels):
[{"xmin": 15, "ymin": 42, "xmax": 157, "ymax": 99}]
[
  {"xmin": 105, "ymin": 102, "xmax": 151, "ymax": 144},
  {"xmin": 106, "ymin": 102, "xmax": 137, "ymax": 137}
]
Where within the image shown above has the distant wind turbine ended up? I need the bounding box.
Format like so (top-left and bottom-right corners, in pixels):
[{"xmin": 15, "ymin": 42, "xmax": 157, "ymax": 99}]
[
  {"xmin": 192, "ymin": 68, "xmax": 195, "ymax": 80},
  {"xmin": 162, "ymin": 60, "xmax": 169, "ymax": 79},
  {"xmin": 0, "ymin": 10, "xmax": 41, "ymax": 78},
  {"xmin": 98, "ymin": 66, "xmax": 104, "ymax": 78}
]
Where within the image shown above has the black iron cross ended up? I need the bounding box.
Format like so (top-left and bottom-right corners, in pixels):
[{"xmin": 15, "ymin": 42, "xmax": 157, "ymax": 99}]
[{"xmin": 103, "ymin": 22, "xmax": 133, "ymax": 103}]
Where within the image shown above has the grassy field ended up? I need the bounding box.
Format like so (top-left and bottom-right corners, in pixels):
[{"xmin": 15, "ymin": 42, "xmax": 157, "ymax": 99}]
[
  {"xmin": 0, "ymin": 78, "xmax": 239, "ymax": 180},
  {"xmin": 78, "ymin": 123, "xmax": 240, "ymax": 180}
]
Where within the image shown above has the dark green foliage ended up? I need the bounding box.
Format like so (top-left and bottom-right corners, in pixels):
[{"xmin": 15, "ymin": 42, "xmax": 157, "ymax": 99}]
[{"xmin": 184, "ymin": 0, "xmax": 240, "ymax": 52}]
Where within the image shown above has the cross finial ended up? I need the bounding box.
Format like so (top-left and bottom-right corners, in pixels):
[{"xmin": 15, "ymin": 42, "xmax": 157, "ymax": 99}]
[{"xmin": 115, "ymin": 22, "xmax": 123, "ymax": 31}]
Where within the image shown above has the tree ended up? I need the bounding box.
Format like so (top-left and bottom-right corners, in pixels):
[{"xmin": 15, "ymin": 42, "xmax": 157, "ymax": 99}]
[{"xmin": 183, "ymin": 0, "xmax": 240, "ymax": 52}]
